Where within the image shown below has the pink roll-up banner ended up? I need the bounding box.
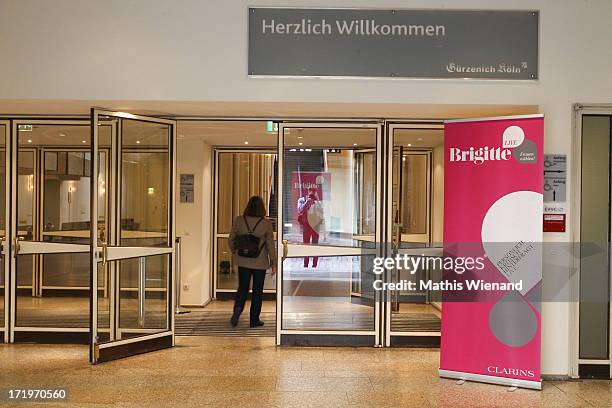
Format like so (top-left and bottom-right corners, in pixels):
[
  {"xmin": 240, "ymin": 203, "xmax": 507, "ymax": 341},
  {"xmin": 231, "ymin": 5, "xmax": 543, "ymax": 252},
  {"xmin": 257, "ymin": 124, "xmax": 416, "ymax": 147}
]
[{"xmin": 439, "ymin": 115, "xmax": 544, "ymax": 390}]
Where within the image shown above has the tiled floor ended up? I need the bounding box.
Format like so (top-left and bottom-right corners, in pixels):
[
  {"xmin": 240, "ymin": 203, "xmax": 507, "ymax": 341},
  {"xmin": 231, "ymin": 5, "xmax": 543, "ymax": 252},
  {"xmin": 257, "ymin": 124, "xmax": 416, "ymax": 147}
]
[{"xmin": 1, "ymin": 336, "xmax": 611, "ymax": 407}]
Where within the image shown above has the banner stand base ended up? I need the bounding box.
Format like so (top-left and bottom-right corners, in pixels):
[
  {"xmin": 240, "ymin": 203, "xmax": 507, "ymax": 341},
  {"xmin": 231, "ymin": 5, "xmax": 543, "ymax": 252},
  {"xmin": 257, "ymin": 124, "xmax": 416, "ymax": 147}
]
[{"xmin": 439, "ymin": 369, "xmax": 542, "ymax": 391}]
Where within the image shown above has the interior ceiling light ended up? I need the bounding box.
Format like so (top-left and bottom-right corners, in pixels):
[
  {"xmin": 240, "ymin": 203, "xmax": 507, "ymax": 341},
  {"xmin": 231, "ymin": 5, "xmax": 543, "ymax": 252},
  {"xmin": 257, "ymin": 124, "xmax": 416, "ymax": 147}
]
[
  {"xmin": 299, "ymin": 142, "xmax": 303, "ymax": 146},
  {"xmin": 408, "ymin": 143, "xmax": 412, "ymax": 147},
  {"xmin": 27, "ymin": 139, "xmax": 32, "ymax": 143},
  {"xmin": 59, "ymin": 133, "xmax": 66, "ymax": 137},
  {"xmin": 417, "ymin": 137, "xmax": 423, "ymax": 141},
  {"xmin": 244, "ymin": 141, "xmax": 249, "ymax": 145},
  {"xmin": 136, "ymin": 140, "xmax": 141, "ymax": 144},
  {"xmin": 353, "ymin": 143, "xmax": 358, "ymax": 146},
  {"xmin": 82, "ymin": 140, "xmax": 87, "ymax": 144}
]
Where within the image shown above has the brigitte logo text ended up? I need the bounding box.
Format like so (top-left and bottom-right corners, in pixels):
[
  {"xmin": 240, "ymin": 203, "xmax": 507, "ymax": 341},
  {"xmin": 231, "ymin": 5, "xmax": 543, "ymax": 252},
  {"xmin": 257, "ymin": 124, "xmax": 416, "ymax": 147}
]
[{"xmin": 449, "ymin": 146, "xmax": 512, "ymax": 165}]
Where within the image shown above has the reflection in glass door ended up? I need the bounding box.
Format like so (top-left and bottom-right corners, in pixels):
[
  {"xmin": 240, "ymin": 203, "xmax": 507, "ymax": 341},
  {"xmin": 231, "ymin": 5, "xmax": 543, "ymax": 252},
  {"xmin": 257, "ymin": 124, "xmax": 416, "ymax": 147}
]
[
  {"xmin": 385, "ymin": 124, "xmax": 444, "ymax": 346},
  {"xmin": 277, "ymin": 123, "xmax": 382, "ymax": 346},
  {"xmin": 91, "ymin": 110, "xmax": 176, "ymax": 363}
]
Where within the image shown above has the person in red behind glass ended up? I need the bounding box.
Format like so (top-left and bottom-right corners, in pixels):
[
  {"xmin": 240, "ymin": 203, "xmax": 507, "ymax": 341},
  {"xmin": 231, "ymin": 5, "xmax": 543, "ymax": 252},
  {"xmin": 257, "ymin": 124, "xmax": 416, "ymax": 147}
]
[{"xmin": 297, "ymin": 188, "xmax": 324, "ymax": 268}]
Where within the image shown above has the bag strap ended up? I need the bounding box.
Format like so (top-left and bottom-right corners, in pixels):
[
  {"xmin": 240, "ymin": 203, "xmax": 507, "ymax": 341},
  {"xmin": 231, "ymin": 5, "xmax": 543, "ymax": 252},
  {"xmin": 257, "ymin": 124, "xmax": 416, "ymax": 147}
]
[
  {"xmin": 243, "ymin": 216, "xmax": 264, "ymax": 234},
  {"xmin": 252, "ymin": 217, "xmax": 264, "ymax": 232}
]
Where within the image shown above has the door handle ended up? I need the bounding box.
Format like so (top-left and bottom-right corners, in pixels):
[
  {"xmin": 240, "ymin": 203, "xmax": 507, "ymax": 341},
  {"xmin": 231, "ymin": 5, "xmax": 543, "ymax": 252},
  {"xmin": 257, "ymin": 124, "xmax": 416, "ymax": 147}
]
[
  {"xmin": 14, "ymin": 236, "xmax": 24, "ymax": 257},
  {"xmin": 0, "ymin": 236, "xmax": 4, "ymax": 255},
  {"xmin": 99, "ymin": 242, "xmax": 108, "ymax": 265},
  {"xmin": 282, "ymin": 240, "xmax": 288, "ymax": 259}
]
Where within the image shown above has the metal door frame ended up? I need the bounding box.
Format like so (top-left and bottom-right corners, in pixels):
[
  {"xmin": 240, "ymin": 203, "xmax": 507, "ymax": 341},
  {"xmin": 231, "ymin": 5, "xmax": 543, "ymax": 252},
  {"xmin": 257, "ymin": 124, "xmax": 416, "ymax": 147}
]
[
  {"xmin": 1, "ymin": 120, "xmax": 9, "ymax": 342},
  {"xmin": 90, "ymin": 109, "xmax": 176, "ymax": 364},
  {"xmin": 570, "ymin": 105, "xmax": 612, "ymax": 379}
]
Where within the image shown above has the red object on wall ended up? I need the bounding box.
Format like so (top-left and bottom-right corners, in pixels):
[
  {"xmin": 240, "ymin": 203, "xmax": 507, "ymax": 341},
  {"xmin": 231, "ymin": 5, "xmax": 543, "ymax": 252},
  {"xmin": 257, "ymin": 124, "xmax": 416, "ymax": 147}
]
[{"xmin": 543, "ymin": 214, "xmax": 566, "ymax": 232}]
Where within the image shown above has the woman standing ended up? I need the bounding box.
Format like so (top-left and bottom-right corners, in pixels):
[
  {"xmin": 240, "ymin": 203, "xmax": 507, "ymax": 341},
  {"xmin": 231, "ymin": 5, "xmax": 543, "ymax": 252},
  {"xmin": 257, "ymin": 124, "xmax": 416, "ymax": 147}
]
[{"xmin": 228, "ymin": 196, "xmax": 277, "ymax": 327}]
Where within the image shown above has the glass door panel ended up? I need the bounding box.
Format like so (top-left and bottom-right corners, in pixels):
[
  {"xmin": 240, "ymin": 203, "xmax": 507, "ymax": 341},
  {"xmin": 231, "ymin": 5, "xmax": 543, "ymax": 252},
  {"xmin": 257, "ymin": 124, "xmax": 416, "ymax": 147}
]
[
  {"xmin": 386, "ymin": 125, "xmax": 444, "ymax": 344},
  {"xmin": 10, "ymin": 122, "xmax": 110, "ymax": 340},
  {"xmin": 91, "ymin": 109, "xmax": 175, "ymax": 363},
  {"xmin": 277, "ymin": 123, "xmax": 381, "ymax": 345}
]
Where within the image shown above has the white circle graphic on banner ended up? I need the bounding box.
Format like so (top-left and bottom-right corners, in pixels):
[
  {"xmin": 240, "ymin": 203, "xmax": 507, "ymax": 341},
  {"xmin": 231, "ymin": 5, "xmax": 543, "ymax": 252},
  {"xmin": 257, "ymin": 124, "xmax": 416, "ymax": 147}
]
[
  {"xmin": 481, "ymin": 191, "xmax": 543, "ymax": 295},
  {"xmin": 503, "ymin": 125, "xmax": 525, "ymax": 148}
]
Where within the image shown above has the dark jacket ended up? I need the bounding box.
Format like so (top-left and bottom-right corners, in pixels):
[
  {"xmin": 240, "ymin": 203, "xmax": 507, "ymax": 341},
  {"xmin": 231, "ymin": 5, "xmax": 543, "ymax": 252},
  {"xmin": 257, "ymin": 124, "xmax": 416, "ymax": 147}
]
[{"xmin": 228, "ymin": 216, "xmax": 277, "ymax": 270}]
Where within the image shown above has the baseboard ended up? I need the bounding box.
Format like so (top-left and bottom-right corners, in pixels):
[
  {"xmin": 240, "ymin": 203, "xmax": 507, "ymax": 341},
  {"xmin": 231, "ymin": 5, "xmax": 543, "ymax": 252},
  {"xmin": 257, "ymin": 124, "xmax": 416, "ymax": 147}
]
[{"xmin": 541, "ymin": 374, "xmax": 570, "ymax": 381}]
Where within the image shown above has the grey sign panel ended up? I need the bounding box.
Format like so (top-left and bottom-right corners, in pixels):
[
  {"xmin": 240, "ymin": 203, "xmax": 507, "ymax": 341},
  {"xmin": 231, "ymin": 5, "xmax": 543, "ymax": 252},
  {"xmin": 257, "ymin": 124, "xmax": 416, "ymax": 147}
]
[
  {"xmin": 544, "ymin": 155, "xmax": 566, "ymax": 202},
  {"xmin": 249, "ymin": 8, "xmax": 539, "ymax": 80},
  {"xmin": 180, "ymin": 174, "xmax": 195, "ymax": 203}
]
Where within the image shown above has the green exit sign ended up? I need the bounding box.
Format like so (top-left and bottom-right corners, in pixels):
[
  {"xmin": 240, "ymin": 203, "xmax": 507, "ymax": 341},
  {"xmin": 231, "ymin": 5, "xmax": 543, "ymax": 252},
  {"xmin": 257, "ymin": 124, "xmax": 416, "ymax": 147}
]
[
  {"xmin": 18, "ymin": 124, "xmax": 33, "ymax": 131},
  {"xmin": 266, "ymin": 121, "xmax": 278, "ymax": 133}
]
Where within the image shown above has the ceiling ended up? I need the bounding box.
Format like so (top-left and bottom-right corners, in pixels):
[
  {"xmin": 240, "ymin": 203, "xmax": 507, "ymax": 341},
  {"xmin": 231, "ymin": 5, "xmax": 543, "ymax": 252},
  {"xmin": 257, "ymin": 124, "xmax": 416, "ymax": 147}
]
[
  {"xmin": 177, "ymin": 120, "xmax": 276, "ymax": 146},
  {"xmin": 177, "ymin": 121, "xmax": 445, "ymax": 148},
  {"xmin": 10, "ymin": 120, "xmax": 170, "ymax": 147},
  {"xmin": 394, "ymin": 128, "xmax": 444, "ymax": 147}
]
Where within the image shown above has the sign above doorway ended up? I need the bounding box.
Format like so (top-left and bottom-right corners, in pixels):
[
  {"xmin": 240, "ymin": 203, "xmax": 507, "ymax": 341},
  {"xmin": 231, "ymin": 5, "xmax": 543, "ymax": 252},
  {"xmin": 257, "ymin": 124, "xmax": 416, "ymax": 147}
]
[{"xmin": 248, "ymin": 8, "xmax": 539, "ymax": 80}]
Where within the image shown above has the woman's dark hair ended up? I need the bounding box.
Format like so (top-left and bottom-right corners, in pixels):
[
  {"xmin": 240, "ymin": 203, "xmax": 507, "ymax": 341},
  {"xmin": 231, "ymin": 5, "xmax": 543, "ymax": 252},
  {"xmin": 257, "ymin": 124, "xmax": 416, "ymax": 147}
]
[{"xmin": 243, "ymin": 196, "xmax": 266, "ymax": 217}]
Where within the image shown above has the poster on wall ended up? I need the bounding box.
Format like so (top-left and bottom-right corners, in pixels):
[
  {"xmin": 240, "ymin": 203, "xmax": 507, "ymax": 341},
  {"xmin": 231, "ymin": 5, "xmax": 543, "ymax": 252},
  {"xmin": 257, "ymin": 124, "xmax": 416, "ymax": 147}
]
[{"xmin": 440, "ymin": 114, "xmax": 544, "ymax": 390}]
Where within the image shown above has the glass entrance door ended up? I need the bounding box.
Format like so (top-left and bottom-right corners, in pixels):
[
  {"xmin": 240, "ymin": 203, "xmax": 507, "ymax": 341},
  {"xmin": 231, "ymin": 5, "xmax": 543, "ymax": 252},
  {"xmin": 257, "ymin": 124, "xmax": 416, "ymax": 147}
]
[
  {"xmin": 385, "ymin": 123, "xmax": 444, "ymax": 346},
  {"xmin": 277, "ymin": 123, "xmax": 383, "ymax": 346},
  {"xmin": 9, "ymin": 120, "xmax": 110, "ymax": 342},
  {"xmin": 90, "ymin": 109, "xmax": 176, "ymax": 363}
]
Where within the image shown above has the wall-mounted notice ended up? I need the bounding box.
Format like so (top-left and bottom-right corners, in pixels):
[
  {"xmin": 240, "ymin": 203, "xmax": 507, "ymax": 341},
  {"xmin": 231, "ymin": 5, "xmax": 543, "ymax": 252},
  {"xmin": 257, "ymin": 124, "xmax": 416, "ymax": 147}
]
[
  {"xmin": 180, "ymin": 174, "xmax": 194, "ymax": 203},
  {"xmin": 543, "ymin": 155, "xmax": 566, "ymax": 232},
  {"xmin": 249, "ymin": 8, "xmax": 539, "ymax": 79},
  {"xmin": 544, "ymin": 155, "xmax": 566, "ymax": 202}
]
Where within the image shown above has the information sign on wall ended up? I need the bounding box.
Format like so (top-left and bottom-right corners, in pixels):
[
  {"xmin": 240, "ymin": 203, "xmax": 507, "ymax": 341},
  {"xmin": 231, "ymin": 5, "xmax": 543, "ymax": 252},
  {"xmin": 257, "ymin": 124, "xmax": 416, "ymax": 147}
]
[{"xmin": 180, "ymin": 174, "xmax": 195, "ymax": 203}]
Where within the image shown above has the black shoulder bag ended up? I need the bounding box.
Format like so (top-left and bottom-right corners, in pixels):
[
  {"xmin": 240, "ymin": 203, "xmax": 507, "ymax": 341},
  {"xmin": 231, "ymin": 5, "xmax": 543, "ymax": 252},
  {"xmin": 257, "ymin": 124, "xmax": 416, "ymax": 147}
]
[{"xmin": 234, "ymin": 216, "xmax": 264, "ymax": 258}]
